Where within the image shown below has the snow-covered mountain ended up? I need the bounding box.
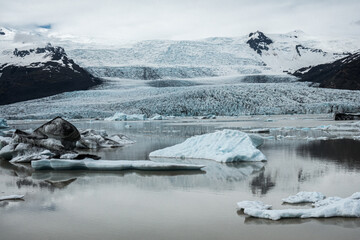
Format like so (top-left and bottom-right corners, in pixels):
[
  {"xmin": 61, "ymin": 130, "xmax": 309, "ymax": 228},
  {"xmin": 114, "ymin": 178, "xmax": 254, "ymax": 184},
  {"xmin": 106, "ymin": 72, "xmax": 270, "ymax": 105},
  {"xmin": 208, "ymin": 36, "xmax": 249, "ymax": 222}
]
[
  {"xmin": 0, "ymin": 43, "xmax": 101, "ymax": 105},
  {"xmin": 294, "ymin": 52, "xmax": 360, "ymax": 90},
  {"xmin": 1, "ymin": 27, "xmax": 360, "ymax": 80}
]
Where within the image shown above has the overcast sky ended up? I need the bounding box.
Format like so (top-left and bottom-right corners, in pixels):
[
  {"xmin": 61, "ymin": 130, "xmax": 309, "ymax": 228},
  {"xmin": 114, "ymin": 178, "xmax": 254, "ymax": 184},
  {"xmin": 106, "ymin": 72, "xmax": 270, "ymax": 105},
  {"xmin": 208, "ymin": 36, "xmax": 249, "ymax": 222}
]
[{"xmin": 1, "ymin": 0, "xmax": 360, "ymax": 40}]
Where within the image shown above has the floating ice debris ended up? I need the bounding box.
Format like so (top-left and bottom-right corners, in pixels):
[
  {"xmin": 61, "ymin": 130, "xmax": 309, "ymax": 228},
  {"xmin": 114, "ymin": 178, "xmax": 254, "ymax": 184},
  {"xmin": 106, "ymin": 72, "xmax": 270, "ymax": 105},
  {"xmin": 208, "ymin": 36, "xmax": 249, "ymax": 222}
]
[
  {"xmin": 31, "ymin": 159, "xmax": 205, "ymax": 171},
  {"xmin": 0, "ymin": 118, "xmax": 8, "ymax": 129},
  {"xmin": 315, "ymin": 121, "xmax": 360, "ymax": 132},
  {"xmin": 240, "ymin": 192, "xmax": 360, "ymax": 220},
  {"xmin": 76, "ymin": 129, "xmax": 135, "ymax": 149},
  {"xmin": 105, "ymin": 112, "xmax": 146, "ymax": 121},
  {"xmin": 282, "ymin": 192, "xmax": 326, "ymax": 204},
  {"xmin": 0, "ymin": 195, "xmax": 24, "ymax": 201},
  {"xmin": 237, "ymin": 201, "xmax": 272, "ymax": 211},
  {"xmin": 151, "ymin": 114, "xmax": 165, "ymax": 120},
  {"xmin": 149, "ymin": 129, "xmax": 267, "ymax": 162}
]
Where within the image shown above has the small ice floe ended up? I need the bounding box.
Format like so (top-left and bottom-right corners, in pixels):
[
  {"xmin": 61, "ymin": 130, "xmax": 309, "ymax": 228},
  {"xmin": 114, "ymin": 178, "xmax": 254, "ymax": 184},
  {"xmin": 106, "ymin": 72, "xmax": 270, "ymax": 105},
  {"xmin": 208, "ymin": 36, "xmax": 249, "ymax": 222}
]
[
  {"xmin": 282, "ymin": 192, "xmax": 326, "ymax": 204},
  {"xmin": 237, "ymin": 201, "xmax": 272, "ymax": 211},
  {"xmin": 151, "ymin": 114, "xmax": 166, "ymax": 120},
  {"xmin": 315, "ymin": 121, "xmax": 360, "ymax": 132},
  {"xmin": 200, "ymin": 114, "xmax": 216, "ymax": 120},
  {"xmin": 105, "ymin": 112, "xmax": 146, "ymax": 121},
  {"xmin": 31, "ymin": 159, "xmax": 205, "ymax": 171},
  {"xmin": 240, "ymin": 192, "xmax": 360, "ymax": 220},
  {"xmin": 0, "ymin": 195, "xmax": 24, "ymax": 201},
  {"xmin": 0, "ymin": 118, "xmax": 9, "ymax": 129},
  {"xmin": 76, "ymin": 129, "xmax": 135, "ymax": 149},
  {"xmin": 149, "ymin": 129, "xmax": 267, "ymax": 163}
]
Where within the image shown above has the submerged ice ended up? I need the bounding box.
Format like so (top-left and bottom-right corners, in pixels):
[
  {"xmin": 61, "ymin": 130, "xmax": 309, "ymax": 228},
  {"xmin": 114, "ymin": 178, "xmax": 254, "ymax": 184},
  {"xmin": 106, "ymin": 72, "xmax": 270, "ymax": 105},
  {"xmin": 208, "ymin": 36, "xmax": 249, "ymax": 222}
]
[{"xmin": 149, "ymin": 129, "xmax": 266, "ymax": 162}]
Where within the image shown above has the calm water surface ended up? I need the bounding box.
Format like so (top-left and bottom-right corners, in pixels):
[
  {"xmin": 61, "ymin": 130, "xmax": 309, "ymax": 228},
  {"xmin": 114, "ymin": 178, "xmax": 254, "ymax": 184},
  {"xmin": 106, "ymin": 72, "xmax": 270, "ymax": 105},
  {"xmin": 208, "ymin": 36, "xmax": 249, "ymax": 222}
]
[{"xmin": 1, "ymin": 119, "xmax": 360, "ymax": 240}]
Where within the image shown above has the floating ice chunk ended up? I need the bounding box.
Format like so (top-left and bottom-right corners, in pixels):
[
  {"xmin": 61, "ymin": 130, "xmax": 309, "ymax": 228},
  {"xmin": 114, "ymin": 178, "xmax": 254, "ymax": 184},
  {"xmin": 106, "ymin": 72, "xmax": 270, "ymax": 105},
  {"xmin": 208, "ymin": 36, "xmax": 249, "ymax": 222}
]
[
  {"xmin": 76, "ymin": 129, "xmax": 135, "ymax": 149},
  {"xmin": 149, "ymin": 129, "xmax": 267, "ymax": 163},
  {"xmin": 31, "ymin": 159, "xmax": 205, "ymax": 171},
  {"xmin": 151, "ymin": 114, "xmax": 165, "ymax": 120},
  {"xmin": 0, "ymin": 195, "xmax": 24, "ymax": 201},
  {"xmin": 244, "ymin": 193, "xmax": 360, "ymax": 220},
  {"xmin": 10, "ymin": 150, "xmax": 54, "ymax": 163},
  {"xmin": 0, "ymin": 118, "xmax": 8, "ymax": 129},
  {"xmin": 249, "ymin": 128, "xmax": 270, "ymax": 134},
  {"xmin": 315, "ymin": 121, "xmax": 360, "ymax": 132},
  {"xmin": 105, "ymin": 112, "xmax": 146, "ymax": 121},
  {"xmin": 237, "ymin": 201, "xmax": 272, "ymax": 211},
  {"xmin": 282, "ymin": 192, "xmax": 326, "ymax": 204}
]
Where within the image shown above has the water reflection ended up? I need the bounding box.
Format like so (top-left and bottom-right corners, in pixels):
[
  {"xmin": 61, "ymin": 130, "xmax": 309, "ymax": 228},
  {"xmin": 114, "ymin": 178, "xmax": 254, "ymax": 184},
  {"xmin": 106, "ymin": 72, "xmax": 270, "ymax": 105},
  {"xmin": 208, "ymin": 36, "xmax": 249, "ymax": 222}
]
[
  {"xmin": 297, "ymin": 139, "xmax": 360, "ymax": 170},
  {"xmin": 250, "ymin": 172, "xmax": 276, "ymax": 195},
  {"xmin": 244, "ymin": 216, "xmax": 360, "ymax": 229}
]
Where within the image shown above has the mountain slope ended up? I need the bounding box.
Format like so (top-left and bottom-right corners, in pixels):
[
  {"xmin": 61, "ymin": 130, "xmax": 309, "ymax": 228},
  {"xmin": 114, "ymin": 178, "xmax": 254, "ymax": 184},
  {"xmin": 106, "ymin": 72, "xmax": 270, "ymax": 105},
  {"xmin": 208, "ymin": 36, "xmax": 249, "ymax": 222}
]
[
  {"xmin": 0, "ymin": 44, "xmax": 101, "ymax": 105},
  {"xmin": 293, "ymin": 52, "xmax": 360, "ymax": 90}
]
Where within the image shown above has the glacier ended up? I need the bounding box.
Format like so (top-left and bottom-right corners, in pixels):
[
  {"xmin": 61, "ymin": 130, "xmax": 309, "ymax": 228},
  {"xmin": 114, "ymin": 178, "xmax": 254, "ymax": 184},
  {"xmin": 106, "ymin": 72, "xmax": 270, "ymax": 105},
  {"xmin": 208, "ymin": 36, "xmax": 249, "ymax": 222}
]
[
  {"xmin": 31, "ymin": 159, "xmax": 205, "ymax": 171},
  {"xmin": 149, "ymin": 129, "xmax": 266, "ymax": 162}
]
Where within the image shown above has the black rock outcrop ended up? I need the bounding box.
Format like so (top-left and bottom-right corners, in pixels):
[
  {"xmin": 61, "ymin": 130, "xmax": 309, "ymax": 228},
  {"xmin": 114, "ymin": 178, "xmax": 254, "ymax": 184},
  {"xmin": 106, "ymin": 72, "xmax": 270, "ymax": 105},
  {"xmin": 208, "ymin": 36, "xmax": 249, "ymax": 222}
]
[
  {"xmin": 0, "ymin": 44, "xmax": 101, "ymax": 105},
  {"xmin": 247, "ymin": 31, "xmax": 273, "ymax": 55},
  {"xmin": 293, "ymin": 52, "xmax": 360, "ymax": 90}
]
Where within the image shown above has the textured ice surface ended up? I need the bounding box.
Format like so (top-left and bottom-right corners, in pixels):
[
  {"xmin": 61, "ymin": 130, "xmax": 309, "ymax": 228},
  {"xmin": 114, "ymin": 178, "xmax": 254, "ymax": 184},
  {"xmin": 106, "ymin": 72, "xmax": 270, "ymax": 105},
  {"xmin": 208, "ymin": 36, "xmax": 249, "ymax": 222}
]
[
  {"xmin": 76, "ymin": 129, "xmax": 135, "ymax": 149},
  {"xmin": 149, "ymin": 129, "xmax": 266, "ymax": 162},
  {"xmin": 237, "ymin": 201, "xmax": 272, "ymax": 210},
  {"xmin": 31, "ymin": 159, "xmax": 205, "ymax": 171},
  {"xmin": 0, "ymin": 195, "xmax": 24, "ymax": 201},
  {"xmin": 282, "ymin": 191, "xmax": 326, "ymax": 204},
  {"xmin": 241, "ymin": 192, "xmax": 360, "ymax": 220},
  {"xmin": 1, "ymin": 80, "xmax": 360, "ymax": 119}
]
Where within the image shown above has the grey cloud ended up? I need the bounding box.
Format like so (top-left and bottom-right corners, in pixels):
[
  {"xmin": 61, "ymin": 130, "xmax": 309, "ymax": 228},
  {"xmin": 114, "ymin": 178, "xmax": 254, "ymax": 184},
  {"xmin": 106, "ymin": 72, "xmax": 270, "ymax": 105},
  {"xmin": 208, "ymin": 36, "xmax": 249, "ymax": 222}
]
[{"xmin": 0, "ymin": 0, "xmax": 359, "ymax": 40}]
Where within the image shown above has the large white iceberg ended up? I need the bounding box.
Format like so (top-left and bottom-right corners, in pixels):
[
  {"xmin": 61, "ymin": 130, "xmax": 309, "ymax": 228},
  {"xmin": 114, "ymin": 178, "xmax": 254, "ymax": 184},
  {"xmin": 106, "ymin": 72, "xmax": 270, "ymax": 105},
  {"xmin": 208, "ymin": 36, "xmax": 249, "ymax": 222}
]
[
  {"xmin": 240, "ymin": 192, "xmax": 360, "ymax": 220},
  {"xmin": 105, "ymin": 112, "xmax": 146, "ymax": 121},
  {"xmin": 149, "ymin": 129, "xmax": 267, "ymax": 162},
  {"xmin": 282, "ymin": 192, "xmax": 326, "ymax": 204},
  {"xmin": 31, "ymin": 159, "xmax": 205, "ymax": 171}
]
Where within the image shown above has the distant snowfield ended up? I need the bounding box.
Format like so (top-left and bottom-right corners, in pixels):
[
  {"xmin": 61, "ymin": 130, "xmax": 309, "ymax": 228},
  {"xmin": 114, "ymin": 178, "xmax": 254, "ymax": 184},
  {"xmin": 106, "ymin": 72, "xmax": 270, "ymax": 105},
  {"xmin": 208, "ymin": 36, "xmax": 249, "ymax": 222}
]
[{"xmin": 1, "ymin": 76, "xmax": 360, "ymax": 119}]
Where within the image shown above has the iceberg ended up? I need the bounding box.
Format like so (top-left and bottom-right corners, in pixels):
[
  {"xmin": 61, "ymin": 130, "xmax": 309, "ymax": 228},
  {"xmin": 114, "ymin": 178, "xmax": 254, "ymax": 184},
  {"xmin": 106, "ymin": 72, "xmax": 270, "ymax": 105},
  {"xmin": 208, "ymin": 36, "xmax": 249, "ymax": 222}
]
[
  {"xmin": 31, "ymin": 159, "xmax": 205, "ymax": 171},
  {"xmin": 237, "ymin": 201, "xmax": 272, "ymax": 210},
  {"xmin": 149, "ymin": 129, "xmax": 267, "ymax": 162},
  {"xmin": 0, "ymin": 194, "xmax": 24, "ymax": 201},
  {"xmin": 105, "ymin": 112, "xmax": 146, "ymax": 121},
  {"xmin": 0, "ymin": 118, "xmax": 8, "ymax": 129},
  {"xmin": 76, "ymin": 129, "xmax": 135, "ymax": 149},
  {"xmin": 241, "ymin": 192, "xmax": 360, "ymax": 220},
  {"xmin": 282, "ymin": 192, "xmax": 326, "ymax": 204}
]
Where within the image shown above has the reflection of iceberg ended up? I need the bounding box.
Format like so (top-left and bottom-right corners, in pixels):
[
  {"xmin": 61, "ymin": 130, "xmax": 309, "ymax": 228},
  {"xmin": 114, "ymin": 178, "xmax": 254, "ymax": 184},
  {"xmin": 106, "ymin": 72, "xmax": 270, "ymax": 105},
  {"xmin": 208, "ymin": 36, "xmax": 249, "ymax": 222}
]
[
  {"xmin": 31, "ymin": 159, "xmax": 205, "ymax": 171},
  {"xmin": 150, "ymin": 130, "xmax": 267, "ymax": 162},
  {"xmin": 241, "ymin": 192, "xmax": 360, "ymax": 220},
  {"xmin": 150, "ymin": 157, "xmax": 265, "ymax": 182}
]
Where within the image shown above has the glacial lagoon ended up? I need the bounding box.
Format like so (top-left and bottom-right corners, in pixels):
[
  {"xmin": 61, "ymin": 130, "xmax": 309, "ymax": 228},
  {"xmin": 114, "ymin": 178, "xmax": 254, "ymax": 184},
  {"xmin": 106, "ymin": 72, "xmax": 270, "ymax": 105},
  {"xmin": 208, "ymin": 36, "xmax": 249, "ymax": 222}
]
[{"xmin": 1, "ymin": 115, "xmax": 360, "ymax": 240}]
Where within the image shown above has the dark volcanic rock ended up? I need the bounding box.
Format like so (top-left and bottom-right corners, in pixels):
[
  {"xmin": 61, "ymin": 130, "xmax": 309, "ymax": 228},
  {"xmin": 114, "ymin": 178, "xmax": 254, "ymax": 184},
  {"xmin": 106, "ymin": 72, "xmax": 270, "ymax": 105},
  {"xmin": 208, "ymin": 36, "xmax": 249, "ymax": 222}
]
[
  {"xmin": 247, "ymin": 31, "xmax": 273, "ymax": 55},
  {"xmin": 0, "ymin": 44, "xmax": 101, "ymax": 105},
  {"xmin": 334, "ymin": 113, "xmax": 360, "ymax": 121},
  {"xmin": 293, "ymin": 52, "xmax": 360, "ymax": 90}
]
